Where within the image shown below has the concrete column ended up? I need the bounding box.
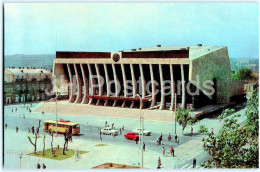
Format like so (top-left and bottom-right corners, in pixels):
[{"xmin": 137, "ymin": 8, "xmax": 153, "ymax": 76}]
[
  {"xmin": 95, "ymin": 64, "xmax": 103, "ymax": 105},
  {"xmin": 80, "ymin": 64, "xmax": 89, "ymax": 104},
  {"xmin": 170, "ymin": 64, "xmax": 175, "ymax": 110},
  {"xmin": 130, "ymin": 64, "xmax": 137, "ymax": 108},
  {"xmin": 121, "ymin": 64, "xmax": 127, "ymax": 107},
  {"xmin": 67, "ymin": 64, "xmax": 76, "ymax": 103},
  {"xmin": 159, "ymin": 64, "xmax": 165, "ymax": 110},
  {"xmin": 139, "ymin": 64, "xmax": 146, "ymax": 108},
  {"xmin": 149, "ymin": 64, "xmax": 156, "ymax": 108},
  {"xmin": 87, "ymin": 64, "xmax": 94, "ymax": 105},
  {"xmin": 103, "ymin": 64, "xmax": 110, "ymax": 106},
  {"xmin": 112, "ymin": 64, "xmax": 118, "ymax": 107},
  {"xmin": 74, "ymin": 64, "xmax": 82, "ymax": 103},
  {"xmin": 181, "ymin": 64, "xmax": 185, "ymax": 109}
]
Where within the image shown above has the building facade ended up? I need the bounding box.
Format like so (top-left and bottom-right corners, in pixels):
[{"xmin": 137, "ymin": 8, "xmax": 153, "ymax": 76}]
[
  {"xmin": 4, "ymin": 67, "xmax": 52, "ymax": 104},
  {"xmin": 244, "ymin": 83, "xmax": 258, "ymax": 99},
  {"xmin": 53, "ymin": 44, "xmax": 244, "ymax": 110}
]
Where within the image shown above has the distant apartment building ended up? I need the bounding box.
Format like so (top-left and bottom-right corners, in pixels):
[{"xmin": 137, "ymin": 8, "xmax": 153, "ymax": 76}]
[
  {"xmin": 244, "ymin": 83, "xmax": 258, "ymax": 99},
  {"xmin": 4, "ymin": 67, "xmax": 52, "ymax": 104}
]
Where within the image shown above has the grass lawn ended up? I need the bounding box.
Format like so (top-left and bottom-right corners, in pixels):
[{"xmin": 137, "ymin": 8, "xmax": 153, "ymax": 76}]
[
  {"xmin": 28, "ymin": 148, "xmax": 88, "ymax": 160},
  {"xmin": 95, "ymin": 144, "xmax": 108, "ymax": 147}
]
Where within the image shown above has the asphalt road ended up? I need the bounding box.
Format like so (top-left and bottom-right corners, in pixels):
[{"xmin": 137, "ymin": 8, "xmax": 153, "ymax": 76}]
[{"xmin": 7, "ymin": 102, "xmax": 245, "ymax": 169}]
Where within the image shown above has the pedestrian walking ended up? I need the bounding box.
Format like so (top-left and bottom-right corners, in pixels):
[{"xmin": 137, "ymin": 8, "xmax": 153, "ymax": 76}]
[
  {"xmin": 162, "ymin": 147, "xmax": 165, "ymax": 156},
  {"xmin": 135, "ymin": 137, "xmax": 139, "ymax": 144},
  {"xmin": 176, "ymin": 137, "xmax": 179, "ymax": 145},
  {"xmin": 28, "ymin": 128, "xmax": 31, "ymax": 133},
  {"xmin": 175, "ymin": 135, "xmax": 178, "ymax": 142},
  {"xmin": 32, "ymin": 126, "xmax": 35, "ymax": 135},
  {"xmin": 193, "ymin": 158, "xmax": 196, "ymax": 168},
  {"xmin": 120, "ymin": 128, "xmax": 122, "ymax": 135},
  {"xmin": 23, "ymin": 114, "xmax": 25, "ymax": 119},
  {"xmin": 105, "ymin": 121, "xmax": 107, "ymax": 127},
  {"xmin": 37, "ymin": 127, "xmax": 39, "ymax": 135},
  {"xmin": 191, "ymin": 127, "xmax": 193, "ymax": 136},
  {"xmin": 75, "ymin": 148, "xmax": 79, "ymax": 160},
  {"xmin": 12, "ymin": 109, "xmax": 13, "ymax": 113},
  {"xmin": 16, "ymin": 126, "xmax": 19, "ymax": 133},
  {"xmin": 160, "ymin": 132, "xmax": 163, "ymax": 140},
  {"xmin": 5, "ymin": 123, "xmax": 7, "ymax": 129},
  {"xmin": 37, "ymin": 162, "xmax": 41, "ymax": 169},
  {"xmin": 122, "ymin": 125, "xmax": 124, "ymax": 131},
  {"xmin": 157, "ymin": 157, "xmax": 162, "ymax": 169},
  {"xmin": 16, "ymin": 108, "xmax": 17, "ymax": 112},
  {"xmin": 168, "ymin": 133, "xmax": 171, "ymax": 141},
  {"xmin": 42, "ymin": 163, "xmax": 46, "ymax": 169},
  {"xmin": 170, "ymin": 147, "xmax": 174, "ymax": 157},
  {"xmin": 112, "ymin": 123, "xmax": 114, "ymax": 129},
  {"xmin": 143, "ymin": 142, "xmax": 145, "ymax": 151},
  {"xmin": 211, "ymin": 128, "xmax": 214, "ymax": 135}
]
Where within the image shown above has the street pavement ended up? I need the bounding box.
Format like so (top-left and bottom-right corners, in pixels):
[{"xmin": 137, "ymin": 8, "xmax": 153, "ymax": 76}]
[{"xmin": 3, "ymin": 102, "xmax": 247, "ymax": 169}]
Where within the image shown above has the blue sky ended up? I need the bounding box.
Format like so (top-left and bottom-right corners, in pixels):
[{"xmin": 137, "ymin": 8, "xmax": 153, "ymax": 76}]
[{"xmin": 4, "ymin": 3, "xmax": 259, "ymax": 58}]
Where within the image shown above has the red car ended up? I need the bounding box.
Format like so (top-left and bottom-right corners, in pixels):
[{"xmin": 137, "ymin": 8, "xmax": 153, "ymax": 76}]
[{"xmin": 124, "ymin": 132, "xmax": 139, "ymax": 140}]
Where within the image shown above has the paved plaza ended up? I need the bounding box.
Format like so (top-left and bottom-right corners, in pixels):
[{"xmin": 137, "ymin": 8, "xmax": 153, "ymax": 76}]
[{"xmin": 4, "ymin": 102, "xmax": 247, "ymax": 169}]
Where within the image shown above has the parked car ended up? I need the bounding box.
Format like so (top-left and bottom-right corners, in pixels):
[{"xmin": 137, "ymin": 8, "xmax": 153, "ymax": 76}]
[
  {"xmin": 101, "ymin": 127, "xmax": 118, "ymax": 135},
  {"xmin": 132, "ymin": 128, "xmax": 152, "ymax": 136},
  {"xmin": 124, "ymin": 132, "xmax": 139, "ymax": 140}
]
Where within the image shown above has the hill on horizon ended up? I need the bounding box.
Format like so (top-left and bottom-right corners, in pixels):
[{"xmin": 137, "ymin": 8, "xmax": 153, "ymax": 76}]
[{"xmin": 4, "ymin": 54, "xmax": 55, "ymax": 70}]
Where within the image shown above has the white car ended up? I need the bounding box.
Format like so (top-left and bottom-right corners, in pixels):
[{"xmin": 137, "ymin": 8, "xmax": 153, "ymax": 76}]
[
  {"xmin": 101, "ymin": 127, "xmax": 118, "ymax": 135},
  {"xmin": 132, "ymin": 128, "xmax": 151, "ymax": 136}
]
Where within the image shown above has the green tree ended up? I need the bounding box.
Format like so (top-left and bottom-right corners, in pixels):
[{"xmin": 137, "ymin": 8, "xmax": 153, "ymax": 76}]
[
  {"xmin": 175, "ymin": 107, "xmax": 197, "ymax": 134},
  {"xmin": 245, "ymin": 89, "xmax": 259, "ymax": 137},
  {"xmin": 233, "ymin": 67, "xmax": 253, "ymax": 80},
  {"xmin": 49, "ymin": 129, "xmax": 54, "ymax": 154},
  {"xmin": 43, "ymin": 134, "xmax": 46, "ymax": 156},
  {"xmin": 198, "ymin": 125, "xmax": 209, "ymax": 135},
  {"xmin": 28, "ymin": 133, "xmax": 38, "ymax": 154},
  {"xmin": 201, "ymin": 103, "xmax": 259, "ymax": 168}
]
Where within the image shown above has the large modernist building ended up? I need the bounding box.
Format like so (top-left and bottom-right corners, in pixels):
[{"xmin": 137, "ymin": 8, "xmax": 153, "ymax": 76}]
[{"xmin": 53, "ymin": 44, "xmax": 244, "ymax": 110}]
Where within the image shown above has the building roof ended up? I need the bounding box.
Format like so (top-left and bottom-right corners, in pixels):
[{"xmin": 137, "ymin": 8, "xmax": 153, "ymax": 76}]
[
  {"xmin": 123, "ymin": 44, "xmax": 223, "ymax": 60},
  {"xmin": 55, "ymin": 44, "xmax": 225, "ymax": 60},
  {"xmin": 5, "ymin": 67, "xmax": 51, "ymax": 75}
]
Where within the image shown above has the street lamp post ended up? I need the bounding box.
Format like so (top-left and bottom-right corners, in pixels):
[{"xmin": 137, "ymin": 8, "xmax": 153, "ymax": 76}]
[
  {"xmin": 136, "ymin": 94, "xmax": 142, "ymax": 149},
  {"xmin": 175, "ymin": 93, "xmax": 177, "ymax": 135},
  {"xmin": 136, "ymin": 94, "xmax": 152, "ymax": 169},
  {"xmin": 55, "ymin": 92, "xmax": 61, "ymax": 137},
  {"xmin": 19, "ymin": 152, "xmax": 22, "ymax": 169},
  {"xmin": 50, "ymin": 92, "xmax": 60, "ymax": 137},
  {"xmin": 55, "ymin": 95, "xmax": 58, "ymax": 137}
]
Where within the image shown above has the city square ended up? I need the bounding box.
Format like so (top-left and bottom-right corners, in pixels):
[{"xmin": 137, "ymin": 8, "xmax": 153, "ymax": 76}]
[{"xmin": 3, "ymin": 2, "xmax": 259, "ymax": 170}]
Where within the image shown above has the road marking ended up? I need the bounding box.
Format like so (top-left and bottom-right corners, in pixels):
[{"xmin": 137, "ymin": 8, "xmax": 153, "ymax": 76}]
[
  {"xmin": 187, "ymin": 165, "xmax": 193, "ymax": 169},
  {"xmin": 180, "ymin": 164, "xmax": 189, "ymax": 169}
]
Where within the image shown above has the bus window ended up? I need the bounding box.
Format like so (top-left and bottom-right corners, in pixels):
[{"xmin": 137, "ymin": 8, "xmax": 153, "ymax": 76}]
[{"xmin": 73, "ymin": 125, "xmax": 80, "ymax": 129}]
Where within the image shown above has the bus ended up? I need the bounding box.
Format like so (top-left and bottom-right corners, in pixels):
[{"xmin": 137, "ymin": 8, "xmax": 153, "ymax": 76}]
[{"xmin": 43, "ymin": 120, "xmax": 80, "ymax": 135}]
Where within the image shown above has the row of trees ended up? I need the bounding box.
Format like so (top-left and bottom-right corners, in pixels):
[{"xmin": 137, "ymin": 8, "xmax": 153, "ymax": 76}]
[
  {"xmin": 199, "ymin": 89, "xmax": 259, "ymax": 168},
  {"xmin": 232, "ymin": 67, "xmax": 254, "ymax": 80},
  {"xmin": 175, "ymin": 89, "xmax": 259, "ymax": 168},
  {"xmin": 28, "ymin": 120, "xmax": 70, "ymax": 156}
]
